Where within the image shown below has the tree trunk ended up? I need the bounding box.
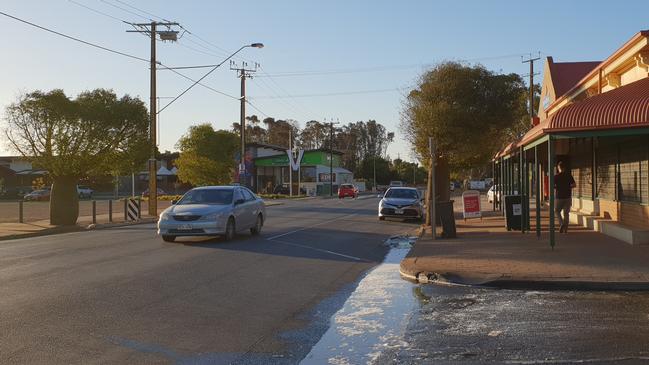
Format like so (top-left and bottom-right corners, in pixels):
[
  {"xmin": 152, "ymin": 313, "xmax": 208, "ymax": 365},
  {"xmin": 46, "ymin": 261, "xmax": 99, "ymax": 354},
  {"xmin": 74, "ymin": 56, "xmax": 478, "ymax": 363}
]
[
  {"xmin": 50, "ymin": 176, "xmax": 79, "ymax": 226},
  {"xmin": 435, "ymin": 156, "xmax": 451, "ymax": 202},
  {"xmin": 425, "ymin": 158, "xmax": 433, "ymax": 227}
]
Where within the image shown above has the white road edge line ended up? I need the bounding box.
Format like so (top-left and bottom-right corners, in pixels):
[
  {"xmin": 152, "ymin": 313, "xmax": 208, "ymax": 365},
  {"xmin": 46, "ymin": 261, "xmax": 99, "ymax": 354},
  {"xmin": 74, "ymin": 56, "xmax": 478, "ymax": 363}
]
[
  {"xmin": 269, "ymin": 238, "xmax": 364, "ymax": 262},
  {"xmin": 266, "ymin": 213, "xmax": 358, "ymax": 241}
]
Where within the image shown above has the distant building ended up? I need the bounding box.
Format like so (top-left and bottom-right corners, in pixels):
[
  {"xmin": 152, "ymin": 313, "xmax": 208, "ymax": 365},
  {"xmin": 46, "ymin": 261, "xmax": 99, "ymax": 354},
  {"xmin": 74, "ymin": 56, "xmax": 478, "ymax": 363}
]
[{"xmin": 240, "ymin": 143, "xmax": 353, "ymax": 195}]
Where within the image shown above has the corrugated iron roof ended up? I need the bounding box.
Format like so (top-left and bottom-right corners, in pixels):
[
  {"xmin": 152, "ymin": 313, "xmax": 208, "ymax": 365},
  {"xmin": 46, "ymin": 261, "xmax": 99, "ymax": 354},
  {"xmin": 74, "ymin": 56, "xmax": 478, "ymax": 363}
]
[
  {"xmin": 549, "ymin": 60, "xmax": 601, "ymax": 98},
  {"xmin": 546, "ymin": 76, "xmax": 649, "ymax": 132}
]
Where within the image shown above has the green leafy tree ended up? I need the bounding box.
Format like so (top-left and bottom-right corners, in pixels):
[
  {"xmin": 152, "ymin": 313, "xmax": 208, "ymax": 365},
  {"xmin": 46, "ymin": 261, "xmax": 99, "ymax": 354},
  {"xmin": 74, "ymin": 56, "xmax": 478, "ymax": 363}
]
[
  {"xmin": 4, "ymin": 89, "xmax": 149, "ymax": 225},
  {"xmin": 175, "ymin": 124, "xmax": 239, "ymax": 186},
  {"xmin": 401, "ymin": 62, "xmax": 528, "ymax": 200}
]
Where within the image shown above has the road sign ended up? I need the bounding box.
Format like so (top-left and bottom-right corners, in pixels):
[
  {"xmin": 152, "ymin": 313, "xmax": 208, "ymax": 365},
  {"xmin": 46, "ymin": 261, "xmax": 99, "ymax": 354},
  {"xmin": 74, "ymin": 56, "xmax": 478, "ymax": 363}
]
[
  {"xmin": 127, "ymin": 199, "xmax": 140, "ymax": 221},
  {"xmin": 462, "ymin": 190, "xmax": 482, "ymax": 220}
]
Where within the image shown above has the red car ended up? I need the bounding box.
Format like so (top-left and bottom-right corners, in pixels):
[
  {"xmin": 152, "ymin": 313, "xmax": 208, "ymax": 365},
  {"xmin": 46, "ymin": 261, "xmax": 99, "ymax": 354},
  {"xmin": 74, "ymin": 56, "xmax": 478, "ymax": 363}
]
[{"xmin": 338, "ymin": 184, "xmax": 358, "ymax": 199}]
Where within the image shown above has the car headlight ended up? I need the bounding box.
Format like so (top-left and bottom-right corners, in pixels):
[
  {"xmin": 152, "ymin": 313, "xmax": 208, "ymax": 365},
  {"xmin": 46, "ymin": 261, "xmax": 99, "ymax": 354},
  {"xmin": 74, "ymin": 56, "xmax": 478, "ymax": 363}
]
[
  {"xmin": 199, "ymin": 212, "xmax": 226, "ymax": 221},
  {"xmin": 160, "ymin": 211, "xmax": 171, "ymax": 220}
]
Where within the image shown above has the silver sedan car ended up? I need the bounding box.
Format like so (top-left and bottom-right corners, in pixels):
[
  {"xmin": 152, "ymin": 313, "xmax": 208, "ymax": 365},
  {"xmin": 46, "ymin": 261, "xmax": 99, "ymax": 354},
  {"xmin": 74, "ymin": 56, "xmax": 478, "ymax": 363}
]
[
  {"xmin": 157, "ymin": 186, "xmax": 266, "ymax": 242},
  {"xmin": 378, "ymin": 187, "xmax": 424, "ymax": 221}
]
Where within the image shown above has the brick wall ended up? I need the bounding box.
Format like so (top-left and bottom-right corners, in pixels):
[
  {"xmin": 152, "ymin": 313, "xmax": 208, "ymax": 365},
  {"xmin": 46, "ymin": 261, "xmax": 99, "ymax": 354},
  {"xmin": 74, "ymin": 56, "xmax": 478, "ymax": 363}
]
[
  {"xmin": 599, "ymin": 198, "xmax": 649, "ymax": 229},
  {"xmin": 619, "ymin": 203, "xmax": 649, "ymax": 229},
  {"xmin": 598, "ymin": 199, "xmax": 619, "ymax": 221}
]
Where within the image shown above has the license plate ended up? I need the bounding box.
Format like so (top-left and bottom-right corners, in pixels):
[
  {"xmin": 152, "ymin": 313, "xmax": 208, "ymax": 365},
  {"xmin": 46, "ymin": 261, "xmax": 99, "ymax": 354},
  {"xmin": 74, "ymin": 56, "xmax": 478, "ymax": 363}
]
[
  {"xmin": 178, "ymin": 224, "xmax": 193, "ymax": 230},
  {"xmin": 395, "ymin": 209, "xmax": 404, "ymax": 214}
]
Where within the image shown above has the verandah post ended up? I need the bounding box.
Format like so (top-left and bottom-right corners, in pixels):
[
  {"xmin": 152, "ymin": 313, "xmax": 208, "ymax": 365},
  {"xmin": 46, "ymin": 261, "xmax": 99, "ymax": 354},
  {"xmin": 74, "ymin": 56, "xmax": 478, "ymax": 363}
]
[
  {"xmin": 535, "ymin": 145, "xmax": 541, "ymax": 238},
  {"xmin": 548, "ymin": 135, "xmax": 556, "ymax": 249}
]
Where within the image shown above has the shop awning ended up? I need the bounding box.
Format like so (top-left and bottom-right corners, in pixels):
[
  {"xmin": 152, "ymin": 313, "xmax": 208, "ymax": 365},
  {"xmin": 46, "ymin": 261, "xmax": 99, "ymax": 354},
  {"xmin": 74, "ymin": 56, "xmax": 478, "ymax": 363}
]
[{"xmin": 546, "ymin": 77, "xmax": 649, "ymax": 132}]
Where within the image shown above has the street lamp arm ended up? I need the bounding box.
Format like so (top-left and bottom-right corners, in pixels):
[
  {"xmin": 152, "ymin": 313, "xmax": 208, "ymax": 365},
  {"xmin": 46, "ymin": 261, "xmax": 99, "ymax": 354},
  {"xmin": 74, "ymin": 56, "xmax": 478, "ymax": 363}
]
[{"xmin": 157, "ymin": 44, "xmax": 261, "ymax": 114}]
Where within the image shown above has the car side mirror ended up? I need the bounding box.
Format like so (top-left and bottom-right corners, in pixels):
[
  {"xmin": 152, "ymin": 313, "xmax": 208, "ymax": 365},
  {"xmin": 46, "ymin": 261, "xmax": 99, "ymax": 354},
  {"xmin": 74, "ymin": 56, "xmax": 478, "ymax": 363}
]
[
  {"xmin": 235, "ymin": 198, "xmax": 245, "ymax": 205},
  {"xmin": 171, "ymin": 199, "xmax": 178, "ymax": 205},
  {"xmin": 377, "ymin": 194, "xmax": 383, "ymax": 198}
]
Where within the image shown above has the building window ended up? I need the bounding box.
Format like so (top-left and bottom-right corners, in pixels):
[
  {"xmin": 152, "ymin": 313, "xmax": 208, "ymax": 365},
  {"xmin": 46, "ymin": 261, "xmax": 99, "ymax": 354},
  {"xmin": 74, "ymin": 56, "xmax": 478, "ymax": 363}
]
[
  {"xmin": 569, "ymin": 138, "xmax": 593, "ymax": 199},
  {"xmin": 596, "ymin": 136, "xmax": 648, "ymax": 204},
  {"xmin": 618, "ymin": 136, "xmax": 647, "ymax": 204},
  {"xmin": 300, "ymin": 167, "xmax": 316, "ymax": 182},
  {"xmin": 596, "ymin": 138, "xmax": 617, "ymax": 200}
]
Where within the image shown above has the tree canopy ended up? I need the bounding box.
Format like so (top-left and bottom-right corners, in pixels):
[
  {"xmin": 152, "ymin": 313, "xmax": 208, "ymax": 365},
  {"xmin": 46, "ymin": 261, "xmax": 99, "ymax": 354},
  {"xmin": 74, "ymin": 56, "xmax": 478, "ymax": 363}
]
[
  {"xmin": 4, "ymin": 89, "xmax": 149, "ymax": 225},
  {"xmin": 401, "ymin": 62, "xmax": 529, "ymax": 172},
  {"xmin": 175, "ymin": 124, "xmax": 239, "ymax": 186}
]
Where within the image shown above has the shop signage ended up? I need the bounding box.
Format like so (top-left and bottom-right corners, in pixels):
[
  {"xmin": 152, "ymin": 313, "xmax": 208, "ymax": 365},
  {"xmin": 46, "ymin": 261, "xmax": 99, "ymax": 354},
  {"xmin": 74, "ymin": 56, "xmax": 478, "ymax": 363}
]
[
  {"xmin": 462, "ymin": 190, "xmax": 482, "ymax": 220},
  {"xmin": 318, "ymin": 173, "xmax": 336, "ymax": 182},
  {"xmin": 286, "ymin": 149, "xmax": 304, "ymax": 171}
]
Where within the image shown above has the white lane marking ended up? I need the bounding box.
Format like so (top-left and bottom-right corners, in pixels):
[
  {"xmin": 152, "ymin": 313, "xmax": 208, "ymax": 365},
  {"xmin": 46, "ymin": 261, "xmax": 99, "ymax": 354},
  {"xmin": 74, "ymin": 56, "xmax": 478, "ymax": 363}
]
[
  {"xmin": 266, "ymin": 213, "xmax": 357, "ymax": 241},
  {"xmin": 269, "ymin": 238, "xmax": 364, "ymax": 262}
]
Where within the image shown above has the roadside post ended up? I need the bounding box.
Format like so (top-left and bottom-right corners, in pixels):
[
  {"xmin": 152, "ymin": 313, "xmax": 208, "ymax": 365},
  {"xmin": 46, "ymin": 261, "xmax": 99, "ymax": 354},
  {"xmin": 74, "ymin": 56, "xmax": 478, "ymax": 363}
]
[
  {"xmin": 123, "ymin": 199, "xmax": 128, "ymax": 221},
  {"xmin": 92, "ymin": 200, "xmax": 96, "ymax": 224},
  {"xmin": 462, "ymin": 190, "xmax": 482, "ymax": 221},
  {"xmin": 127, "ymin": 198, "xmax": 140, "ymax": 221},
  {"xmin": 19, "ymin": 200, "xmax": 23, "ymax": 223},
  {"xmin": 108, "ymin": 200, "xmax": 113, "ymax": 223}
]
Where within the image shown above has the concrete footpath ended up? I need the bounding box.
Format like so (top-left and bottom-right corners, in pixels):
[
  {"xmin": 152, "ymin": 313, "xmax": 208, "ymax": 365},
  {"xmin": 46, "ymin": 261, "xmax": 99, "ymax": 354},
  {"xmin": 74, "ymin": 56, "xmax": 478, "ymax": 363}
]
[
  {"xmin": 401, "ymin": 206, "xmax": 649, "ymax": 290},
  {"xmin": 0, "ymin": 199, "xmax": 284, "ymax": 241}
]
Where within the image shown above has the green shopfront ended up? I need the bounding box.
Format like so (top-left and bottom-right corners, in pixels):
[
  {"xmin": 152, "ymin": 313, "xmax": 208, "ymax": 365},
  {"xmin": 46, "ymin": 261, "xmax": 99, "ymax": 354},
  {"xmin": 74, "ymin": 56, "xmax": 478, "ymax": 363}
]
[{"xmin": 254, "ymin": 149, "xmax": 353, "ymax": 196}]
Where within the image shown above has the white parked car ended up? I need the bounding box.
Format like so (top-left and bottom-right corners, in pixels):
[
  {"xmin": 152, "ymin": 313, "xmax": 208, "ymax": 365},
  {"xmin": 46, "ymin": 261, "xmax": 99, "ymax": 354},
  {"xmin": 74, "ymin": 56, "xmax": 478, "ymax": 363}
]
[
  {"xmin": 389, "ymin": 181, "xmax": 404, "ymax": 188},
  {"xmin": 77, "ymin": 185, "xmax": 93, "ymax": 199},
  {"xmin": 487, "ymin": 185, "xmax": 518, "ymax": 203}
]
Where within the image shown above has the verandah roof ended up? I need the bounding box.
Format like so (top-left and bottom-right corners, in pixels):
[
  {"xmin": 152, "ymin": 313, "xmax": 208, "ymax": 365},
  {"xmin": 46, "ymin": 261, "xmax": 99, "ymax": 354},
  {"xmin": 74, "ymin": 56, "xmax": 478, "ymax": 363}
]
[{"xmin": 495, "ymin": 76, "xmax": 649, "ymax": 160}]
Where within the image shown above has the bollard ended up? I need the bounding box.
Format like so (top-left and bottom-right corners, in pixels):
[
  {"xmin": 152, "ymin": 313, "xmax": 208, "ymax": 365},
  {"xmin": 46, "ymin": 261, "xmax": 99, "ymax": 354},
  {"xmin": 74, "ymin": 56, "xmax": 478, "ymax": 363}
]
[
  {"xmin": 137, "ymin": 198, "xmax": 142, "ymax": 218},
  {"xmin": 19, "ymin": 200, "xmax": 24, "ymax": 223},
  {"xmin": 108, "ymin": 200, "xmax": 113, "ymax": 223},
  {"xmin": 124, "ymin": 199, "xmax": 127, "ymax": 222},
  {"xmin": 92, "ymin": 200, "xmax": 97, "ymax": 224}
]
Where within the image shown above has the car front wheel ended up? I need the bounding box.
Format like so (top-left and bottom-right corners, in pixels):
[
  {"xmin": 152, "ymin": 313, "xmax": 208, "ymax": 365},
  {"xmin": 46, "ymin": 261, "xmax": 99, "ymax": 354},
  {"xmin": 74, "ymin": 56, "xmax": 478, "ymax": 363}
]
[
  {"xmin": 162, "ymin": 235, "xmax": 175, "ymax": 242},
  {"xmin": 224, "ymin": 218, "xmax": 235, "ymax": 241},
  {"xmin": 251, "ymin": 214, "xmax": 263, "ymax": 235}
]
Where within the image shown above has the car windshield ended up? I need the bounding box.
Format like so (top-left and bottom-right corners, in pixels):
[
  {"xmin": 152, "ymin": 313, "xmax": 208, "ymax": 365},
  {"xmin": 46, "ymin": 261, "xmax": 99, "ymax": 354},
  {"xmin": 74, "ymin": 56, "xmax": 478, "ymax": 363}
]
[
  {"xmin": 341, "ymin": 184, "xmax": 353, "ymax": 188},
  {"xmin": 385, "ymin": 189, "xmax": 418, "ymax": 199},
  {"xmin": 177, "ymin": 189, "xmax": 233, "ymax": 205}
]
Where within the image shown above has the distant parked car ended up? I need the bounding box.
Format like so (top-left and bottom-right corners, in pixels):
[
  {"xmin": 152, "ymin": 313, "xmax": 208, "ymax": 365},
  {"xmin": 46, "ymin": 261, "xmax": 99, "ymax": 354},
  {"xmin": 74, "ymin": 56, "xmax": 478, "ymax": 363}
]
[
  {"xmin": 378, "ymin": 187, "xmax": 423, "ymax": 221},
  {"xmin": 77, "ymin": 185, "xmax": 94, "ymax": 199},
  {"xmin": 157, "ymin": 186, "xmax": 266, "ymax": 242},
  {"xmin": 23, "ymin": 189, "xmax": 50, "ymax": 201},
  {"xmin": 142, "ymin": 188, "xmax": 167, "ymax": 197},
  {"xmin": 273, "ymin": 185, "xmax": 306, "ymax": 195},
  {"xmin": 487, "ymin": 185, "xmax": 518, "ymax": 203},
  {"xmin": 338, "ymin": 184, "xmax": 358, "ymax": 199},
  {"xmin": 389, "ymin": 181, "xmax": 404, "ymax": 188}
]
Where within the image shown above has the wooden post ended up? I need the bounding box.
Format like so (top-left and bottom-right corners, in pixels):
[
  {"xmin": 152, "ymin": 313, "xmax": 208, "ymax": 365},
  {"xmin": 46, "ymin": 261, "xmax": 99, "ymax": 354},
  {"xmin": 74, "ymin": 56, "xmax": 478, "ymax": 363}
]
[{"xmin": 548, "ymin": 135, "xmax": 556, "ymax": 249}]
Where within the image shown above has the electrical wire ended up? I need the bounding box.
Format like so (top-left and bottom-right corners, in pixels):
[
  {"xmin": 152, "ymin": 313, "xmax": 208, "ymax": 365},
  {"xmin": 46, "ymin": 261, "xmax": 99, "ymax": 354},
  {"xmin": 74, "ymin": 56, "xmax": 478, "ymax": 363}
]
[
  {"xmin": 249, "ymin": 87, "xmax": 410, "ymax": 99},
  {"xmin": 0, "ymin": 10, "xmax": 238, "ymax": 109},
  {"xmin": 111, "ymin": 0, "xmax": 172, "ymax": 22},
  {"xmin": 68, "ymin": 0, "xmax": 130, "ymax": 24},
  {"xmin": 99, "ymin": 0, "xmax": 151, "ymax": 21},
  {"xmin": 0, "ymin": 10, "xmax": 149, "ymax": 63}
]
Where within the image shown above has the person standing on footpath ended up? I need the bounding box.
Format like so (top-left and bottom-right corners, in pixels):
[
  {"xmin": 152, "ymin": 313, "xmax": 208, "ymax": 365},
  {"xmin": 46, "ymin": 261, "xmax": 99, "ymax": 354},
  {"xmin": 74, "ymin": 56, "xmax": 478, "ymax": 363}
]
[{"xmin": 554, "ymin": 161, "xmax": 576, "ymax": 233}]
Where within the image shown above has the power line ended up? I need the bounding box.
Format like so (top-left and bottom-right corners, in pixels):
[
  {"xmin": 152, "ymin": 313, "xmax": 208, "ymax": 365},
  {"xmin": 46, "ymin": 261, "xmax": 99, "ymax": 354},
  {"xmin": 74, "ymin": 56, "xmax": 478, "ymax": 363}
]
[
  {"xmin": 99, "ymin": 0, "xmax": 151, "ymax": 21},
  {"xmin": 111, "ymin": 0, "xmax": 171, "ymax": 22},
  {"xmin": 0, "ymin": 10, "xmax": 238, "ymax": 109},
  {"xmin": 68, "ymin": 0, "xmax": 130, "ymax": 24},
  {"xmin": 0, "ymin": 10, "xmax": 149, "ymax": 63},
  {"xmin": 158, "ymin": 63, "xmax": 239, "ymax": 104},
  {"xmin": 249, "ymin": 87, "xmax": 410, "ymax": 99}
]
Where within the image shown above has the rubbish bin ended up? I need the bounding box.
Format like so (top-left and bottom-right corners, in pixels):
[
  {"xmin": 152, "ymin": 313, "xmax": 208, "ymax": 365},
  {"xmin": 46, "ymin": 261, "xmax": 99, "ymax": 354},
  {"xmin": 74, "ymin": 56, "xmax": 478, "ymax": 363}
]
[
  {"xmin": 435, "ymin": 200, "xmax": 456, "ymax": 238},
  {"xmin": 504, "ymin": 195, "xmax": 529, "ymax": 231}
]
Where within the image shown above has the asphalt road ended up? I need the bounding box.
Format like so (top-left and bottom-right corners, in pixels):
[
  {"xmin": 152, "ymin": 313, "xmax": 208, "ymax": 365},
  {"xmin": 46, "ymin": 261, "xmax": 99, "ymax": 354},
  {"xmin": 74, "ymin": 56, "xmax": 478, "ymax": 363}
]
[{"xmin": 0, "ymin": 195, "xmax": 418, "ymax": 364}]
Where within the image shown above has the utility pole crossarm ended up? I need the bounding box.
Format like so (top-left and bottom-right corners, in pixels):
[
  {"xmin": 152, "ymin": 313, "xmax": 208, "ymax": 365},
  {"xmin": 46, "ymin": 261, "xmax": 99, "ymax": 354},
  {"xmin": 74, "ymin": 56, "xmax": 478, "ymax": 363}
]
[{"xmin": 522, "ymin": 52, "xmax": 541, "ymax": 118}]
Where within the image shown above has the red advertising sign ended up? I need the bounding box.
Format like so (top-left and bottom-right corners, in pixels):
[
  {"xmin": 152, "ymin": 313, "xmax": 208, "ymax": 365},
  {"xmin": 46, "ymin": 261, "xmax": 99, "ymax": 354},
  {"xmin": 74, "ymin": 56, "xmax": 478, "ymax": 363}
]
[{"xmin": 462, "ymin": 190, "xmax": 482, "ymax": 219}]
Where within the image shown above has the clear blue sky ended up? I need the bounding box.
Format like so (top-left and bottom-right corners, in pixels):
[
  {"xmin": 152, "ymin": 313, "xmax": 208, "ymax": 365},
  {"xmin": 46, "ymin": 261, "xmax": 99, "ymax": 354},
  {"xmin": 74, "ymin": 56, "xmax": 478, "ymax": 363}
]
[{"xmin": 1, "ymin": 0, "xmax": 648, "ymax": 161}]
